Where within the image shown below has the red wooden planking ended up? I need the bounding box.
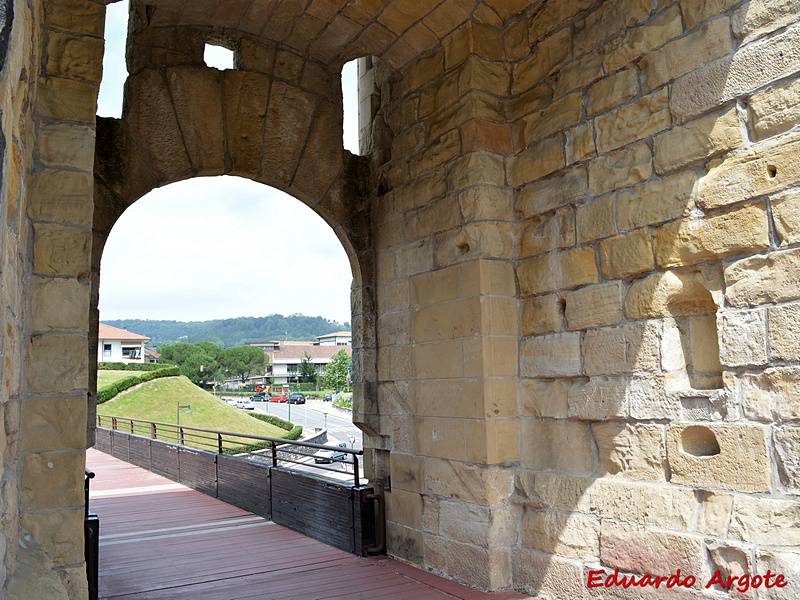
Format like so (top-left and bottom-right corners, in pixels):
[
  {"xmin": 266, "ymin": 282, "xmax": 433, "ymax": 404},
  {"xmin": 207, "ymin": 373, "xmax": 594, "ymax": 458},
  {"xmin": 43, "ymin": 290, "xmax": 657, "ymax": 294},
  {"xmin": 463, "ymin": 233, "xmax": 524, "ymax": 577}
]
[{"xmin": 88, "ymin": 449, "xmax": 534, "ymax": 600}]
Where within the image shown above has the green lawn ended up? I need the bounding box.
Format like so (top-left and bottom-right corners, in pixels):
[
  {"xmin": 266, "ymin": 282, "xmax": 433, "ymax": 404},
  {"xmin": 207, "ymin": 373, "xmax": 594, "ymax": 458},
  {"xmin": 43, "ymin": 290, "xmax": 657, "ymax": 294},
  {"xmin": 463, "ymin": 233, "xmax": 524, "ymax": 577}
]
[
  {"xmin": 97, "ymin": 370, "xmax": 135, "ymax": 387},
  {"xmin": 98, "ymin": 376, "xmax": 287, "ymax": 446}
]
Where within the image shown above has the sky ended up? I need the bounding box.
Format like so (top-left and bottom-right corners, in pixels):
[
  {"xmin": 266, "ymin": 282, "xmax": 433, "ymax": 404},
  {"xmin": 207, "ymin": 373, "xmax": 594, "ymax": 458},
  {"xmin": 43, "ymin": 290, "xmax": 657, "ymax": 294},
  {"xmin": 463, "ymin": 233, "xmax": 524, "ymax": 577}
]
[{"xmin": 97, "ymin": 1, "xmax": 357, "ymax": 325}]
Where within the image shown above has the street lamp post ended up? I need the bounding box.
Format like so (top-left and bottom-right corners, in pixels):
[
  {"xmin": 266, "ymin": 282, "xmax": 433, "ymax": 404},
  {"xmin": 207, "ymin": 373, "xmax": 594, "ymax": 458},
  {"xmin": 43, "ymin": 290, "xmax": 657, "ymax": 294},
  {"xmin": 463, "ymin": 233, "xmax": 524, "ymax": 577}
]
[{"xmin": 176, "ymin": 403, "xmax": 192, "ymax": 444}]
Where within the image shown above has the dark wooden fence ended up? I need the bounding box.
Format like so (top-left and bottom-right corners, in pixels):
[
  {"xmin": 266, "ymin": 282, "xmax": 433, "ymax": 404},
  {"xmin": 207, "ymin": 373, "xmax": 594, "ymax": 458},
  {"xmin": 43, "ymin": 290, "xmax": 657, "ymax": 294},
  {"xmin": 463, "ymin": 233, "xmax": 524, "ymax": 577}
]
[{"xmin": 94, "ymin": 427, "xmax": 382, "ymax": 556}]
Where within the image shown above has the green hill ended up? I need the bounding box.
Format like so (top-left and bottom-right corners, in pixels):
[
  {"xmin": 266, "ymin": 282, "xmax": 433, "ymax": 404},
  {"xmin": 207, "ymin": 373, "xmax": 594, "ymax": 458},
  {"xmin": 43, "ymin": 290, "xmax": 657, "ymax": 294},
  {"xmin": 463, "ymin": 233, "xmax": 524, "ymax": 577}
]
[
  {"xmin": 98, "ymin": 375, "xmax": 287, "ymax": 447},
  {"xmin": 103, "ymin": 314, "xmax": 350, "ymax": 347}
]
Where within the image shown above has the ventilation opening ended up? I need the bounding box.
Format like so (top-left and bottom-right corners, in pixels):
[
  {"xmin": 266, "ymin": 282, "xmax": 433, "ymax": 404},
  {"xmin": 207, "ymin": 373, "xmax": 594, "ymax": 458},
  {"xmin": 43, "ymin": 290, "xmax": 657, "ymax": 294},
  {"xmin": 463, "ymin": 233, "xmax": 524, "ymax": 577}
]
[
  {"xmin": 97, "ymin": 0, "xmax": 129, "ymax": 118},
  {"xmin": 204, "ymin": 43, "xmax": 235, "ymax": 70},
  {"xmin": 681, "ymin": 426, "xmax": 721, "ymax": 457}
]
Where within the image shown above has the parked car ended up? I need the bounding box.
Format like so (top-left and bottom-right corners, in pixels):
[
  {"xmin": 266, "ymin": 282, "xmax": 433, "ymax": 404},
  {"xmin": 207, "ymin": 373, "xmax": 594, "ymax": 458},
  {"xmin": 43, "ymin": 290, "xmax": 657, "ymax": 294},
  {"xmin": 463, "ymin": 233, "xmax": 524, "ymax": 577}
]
[
  {"xmin": 234, "ymin": 399, "xmax": 255, "ymax": 410},
  {"xmin": 314, "ymin": 441, "xmax": 348, "ymax": 464},
  {"xmin": 288, "ymin": 393, "xmax": 306, "ymax": 404},
  {"xmin": 270, "ymin": 394, "xmax": 287, "ymax": 403},
  {"xmin": 323, "ymin": 394, "xmax": 332, "ymax": 401},
  {"xmin": 250, "ymin": 391, "xmax": 270, "ymax": 401}
]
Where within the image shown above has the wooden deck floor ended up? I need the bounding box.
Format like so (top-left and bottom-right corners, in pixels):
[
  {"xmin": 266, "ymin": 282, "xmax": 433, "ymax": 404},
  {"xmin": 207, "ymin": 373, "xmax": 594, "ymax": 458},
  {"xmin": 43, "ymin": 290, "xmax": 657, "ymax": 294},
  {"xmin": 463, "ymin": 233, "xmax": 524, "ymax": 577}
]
[{"xmin": 88, "ymin": 449, "xmax": 533, "ymax": 600}]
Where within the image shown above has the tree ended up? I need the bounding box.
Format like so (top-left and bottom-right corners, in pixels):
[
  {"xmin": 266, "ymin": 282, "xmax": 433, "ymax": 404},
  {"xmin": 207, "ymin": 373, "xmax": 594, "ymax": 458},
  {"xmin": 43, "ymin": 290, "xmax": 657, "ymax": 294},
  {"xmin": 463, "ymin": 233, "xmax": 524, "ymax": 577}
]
[
  {"xmin": 298, "ymin": 353, "xmax": 317, "ymax": 384},
  {"xmin": 181, "ymin": 353, "xmax": 218, "ymax": 385},
  {"xmin": 321, "ymin": 348, "xmax": 351, "ymax": 391},
  {"xmin": 220, "ymin": 345, "xmax": 267, "ymax": 384}
]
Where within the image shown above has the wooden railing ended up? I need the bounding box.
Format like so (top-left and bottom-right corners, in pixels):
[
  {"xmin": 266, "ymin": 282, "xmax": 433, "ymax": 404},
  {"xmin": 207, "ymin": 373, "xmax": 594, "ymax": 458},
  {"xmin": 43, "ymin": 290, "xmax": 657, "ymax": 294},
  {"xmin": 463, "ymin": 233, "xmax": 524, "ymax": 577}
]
[{"xmin": 96, "ymin": 414, "xmax": 364, "ymax": 486}]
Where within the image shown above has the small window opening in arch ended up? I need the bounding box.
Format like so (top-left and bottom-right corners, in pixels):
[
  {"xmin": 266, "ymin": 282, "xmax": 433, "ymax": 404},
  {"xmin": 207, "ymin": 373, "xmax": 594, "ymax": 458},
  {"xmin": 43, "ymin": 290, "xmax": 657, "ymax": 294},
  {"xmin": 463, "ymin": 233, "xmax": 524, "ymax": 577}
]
[
  {"xmin": 342, "ymin": 59, "xmax": 361, "ymax": 155},
  {"xmin": 97, "ymin": 0, "xmax": 130, "ymax": 118},
  {"xmin": 204, "ymin": 43, "xmax": 235, "ymax": 70}
]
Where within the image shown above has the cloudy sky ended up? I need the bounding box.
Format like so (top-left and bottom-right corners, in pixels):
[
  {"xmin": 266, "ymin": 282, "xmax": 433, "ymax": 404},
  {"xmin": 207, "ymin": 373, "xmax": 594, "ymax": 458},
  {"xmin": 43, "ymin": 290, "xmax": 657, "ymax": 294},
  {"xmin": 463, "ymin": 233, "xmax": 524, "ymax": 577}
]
[{"xmin": 97, "ymin": 1, "xmax": 357, "ymax": 325}]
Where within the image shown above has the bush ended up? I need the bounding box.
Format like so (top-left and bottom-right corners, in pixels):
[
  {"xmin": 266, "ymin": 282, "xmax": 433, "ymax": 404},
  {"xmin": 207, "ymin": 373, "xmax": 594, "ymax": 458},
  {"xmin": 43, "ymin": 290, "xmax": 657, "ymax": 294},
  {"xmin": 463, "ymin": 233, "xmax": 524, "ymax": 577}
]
[
  {"xmin": 248, "ymin": 413, "xmax": 293, "ymax": 431},
  {"xmin": 96, "ymin": 366, "xmax": 181, "ymax": 404},
  {"xmin": 98, "ymin": 362, "xmax": 165, "ymax": 371}
]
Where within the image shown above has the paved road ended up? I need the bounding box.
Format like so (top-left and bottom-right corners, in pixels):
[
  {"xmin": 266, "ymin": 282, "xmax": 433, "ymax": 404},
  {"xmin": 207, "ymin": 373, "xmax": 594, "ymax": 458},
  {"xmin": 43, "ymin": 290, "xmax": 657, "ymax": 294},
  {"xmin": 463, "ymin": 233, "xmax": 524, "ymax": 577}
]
[{"xmin": 252, "ymin": 398, "xmax": 363, "ymax": 451}]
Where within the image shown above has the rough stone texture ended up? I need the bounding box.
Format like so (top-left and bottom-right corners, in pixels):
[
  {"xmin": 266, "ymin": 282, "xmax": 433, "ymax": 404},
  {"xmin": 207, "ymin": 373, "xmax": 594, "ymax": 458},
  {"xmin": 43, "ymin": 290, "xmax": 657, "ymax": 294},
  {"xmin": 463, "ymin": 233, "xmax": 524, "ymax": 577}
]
[
  {"xmin": 755, "ymin": 549, "xmax": 800, "ymax": 600},
  {"xmin": 667, "ymin": 423, "xmax": 772, "ymax": 492},
  {"xmin": 4, "ymin": 1, "xmax": 800, "ymax": 597}
]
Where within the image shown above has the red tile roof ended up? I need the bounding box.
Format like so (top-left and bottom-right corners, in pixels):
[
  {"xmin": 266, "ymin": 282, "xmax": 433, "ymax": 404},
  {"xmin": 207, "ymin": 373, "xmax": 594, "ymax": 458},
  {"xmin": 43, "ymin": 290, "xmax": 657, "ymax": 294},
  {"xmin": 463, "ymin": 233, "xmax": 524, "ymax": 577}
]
[{"xmin": 98, "ymin": 323, "xmax": 150, "ymax": 342}]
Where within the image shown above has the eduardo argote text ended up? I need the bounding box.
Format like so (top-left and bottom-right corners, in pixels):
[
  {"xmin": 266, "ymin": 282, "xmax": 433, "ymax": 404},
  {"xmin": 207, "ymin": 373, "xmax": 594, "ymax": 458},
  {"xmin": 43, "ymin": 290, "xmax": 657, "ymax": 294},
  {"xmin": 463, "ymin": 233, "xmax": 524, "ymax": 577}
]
[{"xmin": 587, "ymin": 567, "xmax": 788, "ymax": 593}]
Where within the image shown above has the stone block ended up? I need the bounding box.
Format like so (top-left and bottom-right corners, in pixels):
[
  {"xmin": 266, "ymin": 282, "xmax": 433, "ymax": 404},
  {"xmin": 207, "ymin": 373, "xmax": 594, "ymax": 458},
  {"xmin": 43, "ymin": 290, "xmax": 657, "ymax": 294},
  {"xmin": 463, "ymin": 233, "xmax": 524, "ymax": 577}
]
[
  {"xmin": 747, "ymin": 78, "xmax": 800, "ymax": 141},
  {"xmin": 565, "ymin": 282, "xmax": 623, "ymax": 331},
  {"xmin": 46, "ymin": 31, "xmax": 104, "ymax": 82},
  {"xmin": 20, "ymin": 510, "xmax": 85, "ymax": 568},
  {"xmin": 37, "ymin": 122, "xmax": 95, "ymax": 171},
  {"xmin": 599, "ymin": 229, "xmax": 654, "ymax": 279},
  {"xmin": 583, "ymin": 322, "xmax": 661, "ymax": 376},
  {"xmin": 518, "ymin": 246, "xmax": 598, "ymax": 295},
  {"xmin": 666, "ymin": 423, "xmax": 771, "ymax": 492},
  {"xmin": 520, "ymin": 420, "xmax": 593, "ymax": 472},
  {"xmin": 600, "ymin": 521, "xmax": 705, "ymax": 578},
  {"xmin": 458, "ymin": 186, "xmax": 513, "ymax": 222},
  {"xmin": 640, "ymin": 17, "xmax": 732, "ymax": 92},
  {"xmin": 576, "ymin": 194, "xmax": 615, "ymax": 243},
  {"xmin": 520, "ymin": 294, "xmax": 562, "ymax": 335},
  {"xmin": 603, "ymin": 4, "xmax": 684, "ymax": 73},
  {"xmin": 733, "ymin": 0, "xmax": 800, "ymax": 44},
  {"xmin": 513, "ymin": 472, "xmax": 591, "ymax": 511},
  {"xmin": 459, "ymin": 119, "xmax": 512, "ymax": 154},
  {"xmin": 729, "ymin": 496, "xmax": 800, "ymax": 546},
  {"xmin": 741, "ymin": 367, "xmax": 800, "ymax": 422},
  {"xmin": 29, "ymin": 277, "xmax": 90, "ymax": 332},
  {"xmin": 446, "ymin": 151, "xmax": 506, "ymax": 191},
  {"xmin": 718, "ymin": 308, "xmax": 767, "ymax": 367},
  {"xmin": 680, "ymin": 0, "xmax": 740, "ymax": 31},
  {"xmin": 705, "ymin": 540, "xmax": 753, "ymax": 595},
  {"xmin": 439, "ymin": 499, "xmax": 517, "ymax": 547},
  {"xmin": 654, "ymin": 106, "xmax": 743, "ymax": 174},
  {"xmin": 698, "ymin": 133, "xmax": 800, "ymax": 210},
  {"xmin": 553, "ymin": 52, "xmax": 604, "ymax": 98},
  {"xmin": 467, "ymin": 416, "xmax": 519, "ymax": 464},
  {"xmin": 522, "ymin": 509, "xmax": 599, "ymax": 560},
  {"xmin": 520, "ymin": 332, "xmax": 582, "ymax": 377},
  {"xmin": 693, "ymin": 491, "xmax": 734, "ymax": 536},
  {"xmin": 413, "ymin": 339, "xmax": 464, "ymax": 379},
  {"xmin": 565, "ymin": 121, "xmax": 596, "ymax": 164},
  {"xmin": 415, "ymin": 416, "xmax": 466, "ymax": 461},
  {"xmin": 768, "ymin": 303, "xmax": 800, "ymax": 361},
  {"xmin": 515, "ymin": 166, "xmax": 588, "ymax": 219},
  {"xmin": 573, "ymin": 0, "xmax": 651, "ymax": 56},
  {"xmin": 377, "ymin": 311, "xmax": 411, "ymax": 346},
  {"xmin": 519, "ymin": 206, "xmax": 575, "ymax": 257},
  {"xmin": 435, "ymin": 221, "xmax": 514, "ymax": 266},
  {"xmin": 628, "ymin": 374, "xmax": 695, "ymax": 420},
  {"xmin": 772, "ymin": 188, "xmax": 800, "ymax": 246},
  {"xmin": 654, "ymin": 203, "xmax": 770, "ymax": 268},
  {"xmin": 36, "ymin": 76, "xmax": 97, "ymax": 123},
  {"xmin": 28, "ymin": 169, "xmax": 94, "ymax": 224},
  {"xmin": 725, "ymin": 247, "xmax": 800, "ymax": 307},
  {"xmin": 567, "ymin": 376, "xmax": 627, "ymax": 420},
  {"xmin": 690, "ymin": 314, "xmax": 723, "ymax": 375},
  {"xmin": 431, "ymin": 537, "xmax": 511, "ymax": 591},
  {"xmin": 595, "ymin": 88, "xmax": 671, "ymax": 154},
  {"xmin": 773, "ymin": 426, "xmax": 800, "ymax": 493},
  {"xmin": 519, "ymin": 378, "xmax": 570, "ymax": 419},
  {"xmin": 625, "ymin": 266, "xmax": 721, "ymax": 321},
  {"xmin": 671, "ymin": 27, "xmax": 800, "ymax": 123},
  {"xmin": 21, "ymin": 396, "xmax": 87, "ymax": 452},
  {"xmin": 589, "ymin": 479, "xmax": 698, "ymax": 529},
  {"xmin": 388, "ymin": 488, "xmax": 422, "ymax": 529},
  {"xmin": 395, "ymin": 238, "xmax": 433, "ymax": 279},
  {"xmin": 755, "ymin": 549, "xmax": 800, "ymax": 600},
  {"xmin": 21, "ymin": 451, "xmax": 85, "ymax": 511},
  {"xmin": 387, "ymin": 522, "xmax": 423, "ymax": 565},
  {"xmin": 511, "ymin": 27, "xmax": 571, "ymax": 95},
  {"xmin": 507, "ymin": 136, "xmax": 565, "ymax": 187},
  {"xmin": 512, "ymin": 548, "xmax": 585, "ymax": 600},
  {"xmin": 588, "ymin": 141, "xmax": 652, "ymax": 196},
  {"xmin": 426, "ymin": 459, "xmax": 514, "ymax": 505},
  {"xmin": 593, "ymin": 422, "xmax": 667, "ymax": 481},
  {"xmin": 617, "ymin": 170, "xmax": 696, "ymax": 230},
  {"xmin": 523, "ymin": 93, "xmax": 582, "ymax": 144},
  {"xmin": 27, "ymin": 334, "xmax": 88, "ymax": 395},
  {"xmin": 404, "ymin": 197, "xmax": 460, "ymax": 241},
  {"xmin": 587, "ymin": 68, "xmax": 638, "ymax": 116}
]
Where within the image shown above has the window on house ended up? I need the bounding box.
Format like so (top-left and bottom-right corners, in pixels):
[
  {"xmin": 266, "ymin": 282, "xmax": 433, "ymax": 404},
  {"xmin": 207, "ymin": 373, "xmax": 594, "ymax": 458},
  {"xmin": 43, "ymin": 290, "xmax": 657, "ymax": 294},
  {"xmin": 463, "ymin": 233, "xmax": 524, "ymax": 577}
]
[
  {"xmin": 103, "ymin": 344, "xmax": 112, "ymax": 357},
  {"xmin": 122, "ymin": 347, "xmax": 141, "ymax": 359}
]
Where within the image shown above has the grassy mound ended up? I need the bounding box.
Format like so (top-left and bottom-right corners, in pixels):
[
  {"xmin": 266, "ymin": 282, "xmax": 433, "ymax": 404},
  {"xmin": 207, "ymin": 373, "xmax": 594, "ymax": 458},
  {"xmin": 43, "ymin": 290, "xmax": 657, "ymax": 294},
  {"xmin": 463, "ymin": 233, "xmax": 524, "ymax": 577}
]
[
  {"xmin": 99, "ymin": 375, "xmax": 286, "ymax": 440},
  {"xmin": 98, "ymin": 370, "xmax": 137, "ymax": 388}
]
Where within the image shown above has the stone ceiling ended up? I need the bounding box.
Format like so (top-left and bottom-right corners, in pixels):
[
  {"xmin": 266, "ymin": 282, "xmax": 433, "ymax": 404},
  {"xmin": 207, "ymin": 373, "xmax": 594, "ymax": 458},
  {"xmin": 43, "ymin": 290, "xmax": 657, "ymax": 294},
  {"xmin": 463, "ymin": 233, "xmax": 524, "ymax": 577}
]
[{"xmin": 133, "ymin": 0, "xmax": 535, "ymax": 68}]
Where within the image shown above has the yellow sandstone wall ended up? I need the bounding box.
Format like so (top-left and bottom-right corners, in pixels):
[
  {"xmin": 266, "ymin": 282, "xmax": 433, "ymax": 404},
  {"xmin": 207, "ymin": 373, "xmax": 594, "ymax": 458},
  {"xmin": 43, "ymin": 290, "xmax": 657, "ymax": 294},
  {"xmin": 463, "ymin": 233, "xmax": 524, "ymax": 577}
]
[{"xmin": 375, "ymin": 1, "xmax": 800, "ymax": 597}]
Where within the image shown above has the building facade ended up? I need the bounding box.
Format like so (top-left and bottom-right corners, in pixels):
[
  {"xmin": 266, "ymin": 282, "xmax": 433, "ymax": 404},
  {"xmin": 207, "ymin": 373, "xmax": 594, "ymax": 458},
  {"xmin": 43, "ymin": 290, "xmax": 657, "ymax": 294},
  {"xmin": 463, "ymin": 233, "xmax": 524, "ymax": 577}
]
[
  {"xmin": 96, "ymin": 323, "xmax": 150, "ymax": 363},
  {"xmin": 1, "ymin": 1, "xmax": 799, "ymax": 598}
]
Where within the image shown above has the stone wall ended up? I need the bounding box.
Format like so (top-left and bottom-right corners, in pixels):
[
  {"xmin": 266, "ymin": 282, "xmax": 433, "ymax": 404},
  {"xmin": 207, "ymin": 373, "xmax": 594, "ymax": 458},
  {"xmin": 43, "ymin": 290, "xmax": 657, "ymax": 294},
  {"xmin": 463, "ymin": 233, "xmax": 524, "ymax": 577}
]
[{"xmin": 375, "ymin": 1, "xmax": 800, "ymax": 597}]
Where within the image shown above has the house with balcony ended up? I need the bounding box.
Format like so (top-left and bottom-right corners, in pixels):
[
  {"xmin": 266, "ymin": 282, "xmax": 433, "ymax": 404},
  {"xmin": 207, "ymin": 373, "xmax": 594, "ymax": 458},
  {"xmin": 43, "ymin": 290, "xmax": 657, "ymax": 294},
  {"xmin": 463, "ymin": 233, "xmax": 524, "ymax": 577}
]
[{"xmin": 97, "ymin": 323, "xmax": 151, "ymax": 364}]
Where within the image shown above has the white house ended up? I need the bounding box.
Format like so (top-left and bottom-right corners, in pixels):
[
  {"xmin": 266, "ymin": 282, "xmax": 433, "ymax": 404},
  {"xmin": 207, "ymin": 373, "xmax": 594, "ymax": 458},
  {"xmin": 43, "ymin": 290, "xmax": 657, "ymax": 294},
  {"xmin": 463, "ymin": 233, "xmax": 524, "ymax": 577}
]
[
  {"xmin": 97, "ymin": 323, "xmax": 150, "ymax": 363},
  {"xmin": 315, "ymin": 331, "xmax": 352, "ymax": 346}
]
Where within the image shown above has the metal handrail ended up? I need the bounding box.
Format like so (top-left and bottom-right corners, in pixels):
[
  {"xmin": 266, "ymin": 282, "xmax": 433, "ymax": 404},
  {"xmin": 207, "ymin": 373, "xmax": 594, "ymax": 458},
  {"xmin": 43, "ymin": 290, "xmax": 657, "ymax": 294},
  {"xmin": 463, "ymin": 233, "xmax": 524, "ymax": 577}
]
[{"xmin": 97, "ymin": 414, "xmax": 365, "ymax": 486}]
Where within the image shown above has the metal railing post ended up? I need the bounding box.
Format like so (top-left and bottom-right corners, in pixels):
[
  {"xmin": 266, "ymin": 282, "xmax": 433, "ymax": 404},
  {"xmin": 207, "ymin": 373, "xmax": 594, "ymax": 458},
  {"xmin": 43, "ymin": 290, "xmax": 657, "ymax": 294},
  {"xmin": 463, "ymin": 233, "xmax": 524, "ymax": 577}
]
[
  {"xmin": 217, "ymin": 433, "xmax": 223, "ymax": 455},
  {"xmin": 151, "ymin": 423, "xmax": 157, "ymax": 439},
  {"xmin": 352, "ymin": 456, "xmax": 360, "ymax": 487}
]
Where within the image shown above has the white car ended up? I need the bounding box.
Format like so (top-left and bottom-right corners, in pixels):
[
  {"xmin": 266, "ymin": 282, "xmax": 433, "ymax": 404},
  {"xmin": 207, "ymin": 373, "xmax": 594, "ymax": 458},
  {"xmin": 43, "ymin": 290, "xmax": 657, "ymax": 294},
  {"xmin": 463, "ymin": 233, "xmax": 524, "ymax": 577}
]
[
  {"xmin": 314, "ymin": 441, "xmax": 348, "ymax": 464},
  {"xmin": 234, "ymin": 399, "xmax": 255, "ymax": 410}
]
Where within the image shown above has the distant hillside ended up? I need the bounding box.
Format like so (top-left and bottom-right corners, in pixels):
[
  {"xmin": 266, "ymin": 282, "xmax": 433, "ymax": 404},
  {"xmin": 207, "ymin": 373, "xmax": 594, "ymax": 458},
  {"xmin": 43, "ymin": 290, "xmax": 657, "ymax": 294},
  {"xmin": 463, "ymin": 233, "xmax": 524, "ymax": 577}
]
[{"xmin": 103, "ymin": 314, "xmax": 349, "ymax": 348}]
